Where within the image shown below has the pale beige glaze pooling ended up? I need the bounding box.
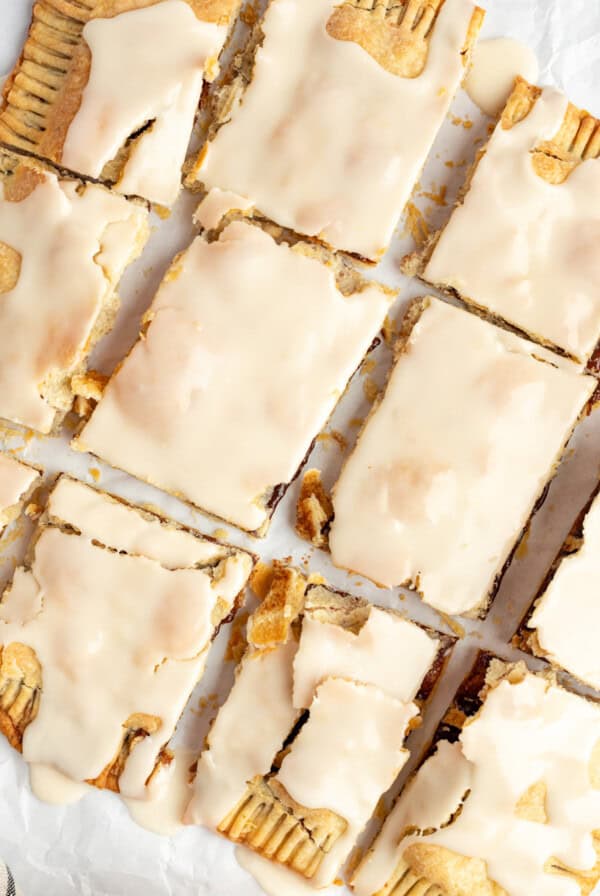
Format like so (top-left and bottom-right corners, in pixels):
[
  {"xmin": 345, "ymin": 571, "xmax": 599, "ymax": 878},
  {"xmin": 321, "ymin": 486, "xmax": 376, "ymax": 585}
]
[
  {"xmin": 62, "ymin": 0, "xmax": 226, "ymax": 206},
  {"xmin": 464, "ymin": 37, "xmax": 538, "ymax": 117},
  {"xmin": 529, "ymin": 491, "xmax": 600, "ymax": 690},
  {"xmin": 191, "ymin": 0, "xmax": 479, "ymax": 260},
  {"xmin": 424, "ymin": 87, "xmax": 600, "ymax": 362},
  {"xmin": 76, "ymin": 220, "xmax": 392, "ymax": 533},
  {"xmin": 329, "ymin": 299, "xmax": 595, "ymax": 616},
  {"xmin": 0, "ymin": 172, "xmax": 148, "ymax": 432},
  {"xmin": 0, "ymin": 478, "xmax": 253, "ymax": 799},
  {"xmin": 353, "ymin": 673, "xmax": 600, "ymax": 896}
]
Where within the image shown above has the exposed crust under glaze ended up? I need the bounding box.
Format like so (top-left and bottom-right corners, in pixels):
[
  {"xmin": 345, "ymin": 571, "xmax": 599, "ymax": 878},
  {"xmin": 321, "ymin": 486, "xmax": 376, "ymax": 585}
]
[
  {"xmin": 0, "ymin": 475, "xmax": 255, "ymax": 796},
  {"xmin": 353, "ymin": 653, "xmax": 600, "ymax": 896},
  {"xmin": 0, "ymin": 0, "xmax": 241, "ymax": 204},
  {"xmin": 403, "ymin": 78, "xmax": 600, "ymax": 363}
]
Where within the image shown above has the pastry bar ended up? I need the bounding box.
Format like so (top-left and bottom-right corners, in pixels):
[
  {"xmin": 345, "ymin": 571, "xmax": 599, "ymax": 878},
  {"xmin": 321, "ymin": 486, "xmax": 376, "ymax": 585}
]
[
  {"xmin": 516, "ymin": 482, "xmax": 600, "ymax": 691},
  {"xmin": 0, "ymin": 454, "xmax": 40, "ymax": 535},
  {"xmin": 0, "ymin": 0, "xmax": 242, "ymax": 207},
  {"xmin": 404, "ymin": 78, "xmax": 600, "ymax": 364},
  {"xmin": 0, "ymin": 149, "xmax": 148, "ymax": 434},
  {"xmin": 188, "ymin": 0, "xmax": 484, "ymax": 261},
  {"xmin": 0, "ymin": 475, "xmax": 254, "ymax": 799},
  {"xmin": 74, "ymin": 218, "xmax": 393, "ymax": 535},
  {"xmin": 186, "ymin": 567, "xmax": 454, "ymax": 888},
  {"xmin": 352, "ymin": 652, "xmax": 600, "ymax": 896},
  {"xmin": 327, "ymin": 297, "xmax": 595, "ymax": 617}
]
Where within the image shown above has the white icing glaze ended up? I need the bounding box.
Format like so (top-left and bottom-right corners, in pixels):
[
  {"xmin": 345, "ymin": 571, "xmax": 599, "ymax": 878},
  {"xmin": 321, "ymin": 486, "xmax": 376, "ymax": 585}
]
[
  {"xmin": 355, "ymin": 673, "xmax": 600, "ymax": 896},
  {"xmin": 277, "ymin": 678, "xmax": 416, "ymax": 887},
  {"xmin": 62, "ymin": 0, "xmax": 226, "ymax": 206},
  {"xmin": 0, "ymin": 479, "xmax": 252, "ymax": 799},
  {"xmin": 529, "ymin": 490, "xmax": 600, "ymax": 689},
  {"xmin": 47, "ymin": 477, "xmax": 224, "ymax": 568},
  {"xmin": 236, "ymin": 847, "xmax": 330, "ymax": 896},
  {"xmin": 425, "ymin": 86, "xmax": 600, "ymax": 361},
  {"xmin": 29, "ymin": 763, "xmax": 90, "ymax": 805},
  {"xmin": 464, "ymin": 38, "xmax": 539, "ymax": 117},
  {"xmin": 125, "ymin": 747, "xmax": 195, "ymax": 836},
  {"xmin": 329, "ymin": 299, "xmax": 595, "ymax": 615},
  {"xmin": 352, "ymin": 741, "xmax": 472, "ymax": 894},
  {"xmin": 0, "ymin": 455, "xmax": 39, "ymax": 528},
  {"xmin": 0, "ymin": 171, "xmax": 147, "ymax": 432},
  {"xmin": 292, "ymin": 607, "xmax": 438, "ymax": 709},
  {"xmin": 77, "ymin": 221, "xmax": 391, "ymax": 531},
  {"xmin": 186, "ymin": 639, "xmax": 299, "ymax": 828},
  {"xmin": 194, "ymin": 189, "xmax": 254, "ymax": 230},
  {"xmin": 194, "ymin": 0, "xmax": 477, "ymax": 259}
]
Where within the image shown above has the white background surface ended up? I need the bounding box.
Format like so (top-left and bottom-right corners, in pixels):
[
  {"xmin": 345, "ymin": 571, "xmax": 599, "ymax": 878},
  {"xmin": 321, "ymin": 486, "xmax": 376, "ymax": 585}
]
[{"xmin": 0, "ymin": 0, "xmax": 600, "ymax": 893}]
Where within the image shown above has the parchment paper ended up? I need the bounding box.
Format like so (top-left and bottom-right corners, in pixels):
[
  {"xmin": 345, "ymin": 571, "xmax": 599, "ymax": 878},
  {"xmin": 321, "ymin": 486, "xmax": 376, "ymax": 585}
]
[{"xmin": 0, "ymin": 1, "xmax": 599, "ymax": 893}]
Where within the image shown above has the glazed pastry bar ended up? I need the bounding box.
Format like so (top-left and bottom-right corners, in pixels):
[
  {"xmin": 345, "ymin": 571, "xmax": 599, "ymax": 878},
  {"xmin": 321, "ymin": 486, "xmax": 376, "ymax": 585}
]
[
  {"xmin": 0, "ymin": 150, "xmax": 148, "ymax": 434},
  {"xmin": 517, "ymin": 482, "xmax": 600, "ymax": 691},
  {"xmin": 75, "ymin": 219, "xmax": 393, "ymax": 534},
  {"xmin": 189, "ymin": 0, "xmax": 484, "ymax": 260},
  {"xmin": 186, "ymin": 568, "xmax": 454, "ymax": 887},
  {"xmin": 352, "ymin": 652, "xmax": 600, "ymax": 896},
  {"xmin": 0, "ymin": 0, "xmax": 242, "ymax": 207},
  {"xmin": 327, "ymin": 297, "xmax": 596, "ymax": 617},
  {"xmin": 0, "ymin": 476, "xmax": 254, "ymax": 799},
  {"xmin": 405, "ymin": 78, "xmax": 600, "ymax": 364},
  {"xmin": 0, "ymin": 454, "xmax": 40, "ymax": 535}
]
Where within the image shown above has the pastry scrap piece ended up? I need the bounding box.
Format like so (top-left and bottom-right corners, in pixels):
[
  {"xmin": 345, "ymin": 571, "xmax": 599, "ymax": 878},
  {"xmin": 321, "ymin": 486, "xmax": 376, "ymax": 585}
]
[
  {"xmin": 0, "ymin": 0, "xmax": 242, "ymax": 207},
  {"xmin": 0, "ymin": 455, "xmax": 40, "ymax": 535},
  {"xmin": 187, "ymin": 573, "xmax": 454, "ymax": 887},
  {"xmin": 0, "ymin": 475, "xmax": 254, "ymax": 799},
  {"xmin": 405, "ymin": 78, "xmax": 600, "ymax": 363},
  {"xmin": 516, "ymin": 483, "xmax": 600, "ymax": 691},
  {"xmin": 328, "ymin": 297, "xmax": 596, "ymax": 617},
  {"xmin": 74, "ymin": 219, "xmax": 393, "ymax": 535},
  {"xmin": 0, "ymin": 149, "xmax": 148, "ymax": 434},
  {"xmin": 352, "ymin": 652, "xmax": 600, "ymax": 896},
  {"xmin": 188, "ymin": 0, "xmax": 484, "ymax": 261}
]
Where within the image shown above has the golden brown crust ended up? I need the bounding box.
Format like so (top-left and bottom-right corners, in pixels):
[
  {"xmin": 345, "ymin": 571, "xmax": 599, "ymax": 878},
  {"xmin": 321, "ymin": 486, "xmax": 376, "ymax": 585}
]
[
  {"xmin": 0, "ymin": 0, "xmax": 240, "ymax": 183},
  {"xmin": 218, "ymin": 775, "xmax": 347, "ymax": 879},
  {"xmin": 295, "ymin": 468, "xmax": 333, "ymax": 548},
  {"xmin": 326, "ymin": 0, "xmax": 484, "ymax": 79},
  {"xmin": 0, "ymin": 642, "xmax": 42, "ymax": 751},
  {"xmin": 88, "ymin": 711, "xmax": 168, "ymax": 792},
  {"xmin": 247, "ymin": 562, "xmax": 307, "ymax": 650}
]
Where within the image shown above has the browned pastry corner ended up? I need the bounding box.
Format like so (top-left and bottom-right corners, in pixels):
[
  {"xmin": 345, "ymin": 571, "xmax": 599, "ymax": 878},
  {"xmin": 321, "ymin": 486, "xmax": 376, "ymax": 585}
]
[
  {"xmin": 295, "ymin": 469, "xmax": 333, "ymax": 548},
  {"xmin": 247, "ymin": 562, "xmax": 306, "ymax": 650},
  {"xmin": 0, "ymin": 642, "xmax": 42, "ymax": 751},
  {"xmin": 88, "ymin": 711, "xmax": 169, "ymax": 792},
  {"xmin": 218, "ymin": 775, "xmax": 347, "ymax": 879},
  {"xmin": 326, "ymin": 0, "xmax": 484, "ymax": 79},
  {"xmin": 0, "ymin": 0, "xmax": 240, "ymax": 180},
  {"xmin": 502, "ymin": 77, "xmax": 600, "ymax": 185}
]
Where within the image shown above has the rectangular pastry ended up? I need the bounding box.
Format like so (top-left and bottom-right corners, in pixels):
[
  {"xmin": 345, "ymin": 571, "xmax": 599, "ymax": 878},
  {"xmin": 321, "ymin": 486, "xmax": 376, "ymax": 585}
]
[
  {"xmin": 186, "ymin": 567, "xmax": 454, "ymax": 888},
  {"xmin": 74, "ymin": 218, "xmax": 393, "ymax": 535},
  {"xmin": 404, "ymin": 77, "xmax": 600, "ymax": 364},
  {"xmin": 516, "ymin": 483, "xmax": 600, "ymax": 691},
  {"xmin": 0, "ymin": 149, "xmax": 148, "ymax": 434},
  {"xmin": 0, "ymin": 0, "xmax": 242, "ymax": 207},
  {"xmin": 0, "ymin": 475, "xmax": 254, "ymax": 799},
  {"xmin": 327, "ymin": 297, "xmax": 596, "ymax": 617},
  {"xmin": 0, "ymin": 454, "xmax": 40, "ymax": 535},
  {"xmin": 188, "ymin": 0, "xmax": 484, "ymax": 261},
  {"xmin": 352, "ymin": 651, "xmax": 600, "ymax": 896}
]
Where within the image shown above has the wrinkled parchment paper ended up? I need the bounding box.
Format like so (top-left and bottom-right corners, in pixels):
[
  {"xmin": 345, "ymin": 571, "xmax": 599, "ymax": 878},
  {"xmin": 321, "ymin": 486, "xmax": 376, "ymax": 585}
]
[{"xmin": 1, "ymin": 0, "xmax": 600, "ymax": 893}]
